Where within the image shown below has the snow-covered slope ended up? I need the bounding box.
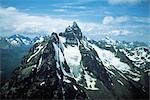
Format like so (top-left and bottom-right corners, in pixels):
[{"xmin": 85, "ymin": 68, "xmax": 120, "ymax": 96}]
[
  {"xmin": 89, "ymin": 43, "xmax": 131, "ymax": 72},
  {"xmin": 123, "ymin": 46, "xmax": 150, "ymax": 64}
]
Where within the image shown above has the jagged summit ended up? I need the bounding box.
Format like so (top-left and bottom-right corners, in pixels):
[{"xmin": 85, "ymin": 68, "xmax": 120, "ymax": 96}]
[
  {"xmin": 60, "ymin": 22, "xmax": 83, "ymax": 45},
  {"xmin": 71, "ymin": 21, "xmax": 82, "ymax": 40},
  {"xmin": 63, "ymin": 22, "xmax": 82, "ymax": 39},
  {"xmin": 72, "ymin": 21, "xmax": 78, "ymax": 27}
]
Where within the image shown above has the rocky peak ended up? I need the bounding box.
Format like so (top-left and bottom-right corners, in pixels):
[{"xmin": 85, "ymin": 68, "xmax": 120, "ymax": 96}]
[
  {"xmin": 64, "ymin": 22, "xmax": 82, "ymax": 39},
  {"xmin": 72, "ymin": 21, "xmax": 78, "ymax": 29},
  {"xmin": 63, "ymin": 22, "xmax": 83, "ymax": 45},
  {"xmin": 71, "ymin": 21, "xmax": 82, "ymax": 40}
]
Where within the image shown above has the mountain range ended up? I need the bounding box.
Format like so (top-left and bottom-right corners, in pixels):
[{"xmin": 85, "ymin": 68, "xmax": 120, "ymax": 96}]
[
  {"xmin": 0, "ymin": 34, "xmax": 48, "ymax": 48},
  {"xmin": 0, "ymin": 34, "xmax": 49, "ymax": 84},
  {"xmin": 0, "ymin": 22, "xmax": 149, "ymax": 99}
]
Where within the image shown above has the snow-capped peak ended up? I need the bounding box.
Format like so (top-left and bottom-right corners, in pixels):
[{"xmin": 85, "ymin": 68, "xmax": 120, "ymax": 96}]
[
  {"xmin": 1, "ymin": 22, "xmax": 149, "ymax": 99},
  {"xmin": 0, "ymin": 34, "xmax": 47, "ymax": 47},
  {"xmin": 7, "ymin": 34, "xmax": 31, "ymax": 46}
]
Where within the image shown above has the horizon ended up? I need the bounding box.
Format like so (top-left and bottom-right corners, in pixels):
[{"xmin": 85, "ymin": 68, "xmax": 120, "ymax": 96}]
[
  {"xmin": 1, "ymin": 32, "xmax": 150, "ymax": 45},
  {"xmin": 0, "ymin": 0, "xmax": 149, "ymax": 42}
]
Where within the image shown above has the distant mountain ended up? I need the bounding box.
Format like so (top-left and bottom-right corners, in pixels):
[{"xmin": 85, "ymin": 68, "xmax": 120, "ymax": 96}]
[
  {"xmin": 0, "ymin": 34, "xmax": 48, "ymax": 84},
  {"xmin": 1, "ymin": 22, "xmax": 149, "ymax": 99},
  {"xmin": 7, "ymin": 34, "xmax": 32, "ymax": 46},
  {"xmin": 0, "ymin": 34, "xmax": 47, "ymax": 49},
  {"xmin": 92, "ymin": 36, "xmax": 150, "ymax": 69}
]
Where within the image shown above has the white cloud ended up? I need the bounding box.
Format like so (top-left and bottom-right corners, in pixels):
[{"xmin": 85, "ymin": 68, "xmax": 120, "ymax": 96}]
[
  {"xmin": 100, "ymin": 16, "xmax": 134, "ymax": 36},
  {"xmin": 115, "ymin": 16, "xmax": 129, "ymax": 23},
  {"xmin": 0, "ymin": 6, "xmax": 147, "ymax": 39},
  {"xmin": 102, "ymin": 16, "xmax": 129, "ymax": 25},
  {"xmin": 0, "ymin": 7, "xmax": 101, "ymax": 36},
  {"xmin": 6, "ymin": 7, "xmax": 17, "ymax": 11},
  {"xmin": 108, "ymin": 0, "xmax": 147, "ymax": 5},
  {"xmin": 131, "ymin": 16, "xmax": 150, "ymax": 24},
  {"xmin": 57, "ymin": 5, "xmax": 86, "ymax": 10},
  {"xmin": 110, "ymin": 30, "xmax": 130, "ymax": 36},
  {"xmin": 53, "ymin": 9, "xmax": 66, "ymax": 12},
  {"xmin": 102, "ymin": 16, "xmax": 114, "ymax": 25}
]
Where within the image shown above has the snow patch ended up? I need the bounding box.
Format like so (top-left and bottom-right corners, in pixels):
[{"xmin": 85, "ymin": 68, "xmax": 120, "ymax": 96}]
[
  {"xmin": 27, "ymin": 44, "xmax": 44, "ymax": 62},
  {"xmin": 63, "ymin": 45, "xmax": 82, "ymax": 78},
  {"xmin": 89, "ymin": 43, "xmax": 131, "ymax": 72},
  {"xmin": 40, "ymin": 81, "xmax": 45, "ymax": 86},
  {"xmin": 63, "ymin": 76, "xmax": 71, "ymax": 83},
  {"xmin": 128, "ymin": 76, "xmax": 140, "ymax": 81},
  {"xmin": 10, "ymin": 40, "xmax": 19, "ymax": 46},
  {"xmin": 59, "ymin": 36, "xmax": 66, "ymax": 44},
  {"xmin": 73, "ymin": 85, "xmax": 78, "ymax": 90},
  {"xmin": 22, "ymin": 39, "xmax": 30, "ymax": 45},
  {"xmin": 117, "ymin": 80, "xmax": 124, "ymax": 85},
  {"xmin": 84, "ymin": 71, "xmax": 99, "ymax": 90},
  {"xmin": 53, "ymin": 43, "xmax": 64, "ymax": 63},
  {"xmin": 107, "ymin": 69, "xmax": 115, "ymax": 76},
  {"xmin": 56, "ymin": 71, "xmax": 61, "ymax": 79},
  {"xmin": 37, "ymin": 57, "xmax": 42, "ymax": 70}
]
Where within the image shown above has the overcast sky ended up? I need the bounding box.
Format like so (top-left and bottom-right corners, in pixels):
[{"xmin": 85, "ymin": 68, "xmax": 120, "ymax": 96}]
[{"xmin": 0, "ymin": 0, "xmax": 149, "ymax": 42}]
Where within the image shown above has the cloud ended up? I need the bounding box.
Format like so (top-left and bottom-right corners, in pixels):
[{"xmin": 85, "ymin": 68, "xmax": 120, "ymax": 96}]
[
  {"xmin": 108, "ymin": 0, "xmax": 147, "ymax": 5},
  {"xmin": 0, "ymin": 7, "xmax": 100, "ymax": 36},
  {"xmin": 56, "ymin": 5, "xmax": 87, "ymax": 10},
  {"xmin": 102, "ymin": 16, "xmax": 114, "ymax": 25},
  {"xmin": 131, "ymin": 16, "xmax": 150, "ymax": 24},
  {"xmin": 6, "ymin": 7, "xmax": 17, "ymax": 11},
  {"xmin": 0, "ymin": 6, "xmax": 148, "ymax": 40},
  {"xmin": 100, "ymin": 15, "xmax": 149, "ymax": 37},
  {"xmin": 0, "ymin": 7, "xmax": 72, "ymax": 35},
  {"xmin": 53, "ymin": 9, "xmax": 66, "ymax": 12},
  {"xmin": 102, "ymin": 16, "xmax": 129, "ymax": 25},
  {"xmin": 110, "ymin": 30, "xmax": 130, "ymax": 36}
]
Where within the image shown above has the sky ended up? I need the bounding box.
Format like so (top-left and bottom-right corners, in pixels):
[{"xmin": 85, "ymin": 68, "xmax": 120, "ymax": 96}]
[{"xmin": 0, "ymin": 0, "xmax": 149, "ymax": 42}]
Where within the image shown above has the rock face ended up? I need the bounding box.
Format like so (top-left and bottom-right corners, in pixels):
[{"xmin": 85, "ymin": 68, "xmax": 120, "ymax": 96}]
[
  {"xmin": 0, "ymin": 33, "xmax": 87, "ymax": 99},
  {"xmin": 60, "ymin": 21, "xmax": 82, "ymax": 45},
  {"xmin": 71, "ymin": 21, "xmax": 82, "ymax": 40},
  {"xmin": 1, "ymin": 22, "xmax": 149, "ymax": 100}
]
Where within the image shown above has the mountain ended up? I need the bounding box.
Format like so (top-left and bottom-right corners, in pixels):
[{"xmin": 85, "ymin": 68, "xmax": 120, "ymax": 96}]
[
  {"xmin": 0, "ymin": 34, "xmax": 47, "ymax": 84},
  {"xmin": 93, "ymin": 36, "xmax": 150, "ymax": 70},
  {"xmin": 7, "ymin": 34, "xmax": 32, "ymax": 46},
  {"xmin": 0, "ymin": 34, "xmax": 47, "ymax": 48},
  {"xmin": 1, "ymin": 22, "xmax": 149, "ymax": 99},
  {"xmin": 0, "ymin": 34, "xmax": 31, "ymax": 48}
]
